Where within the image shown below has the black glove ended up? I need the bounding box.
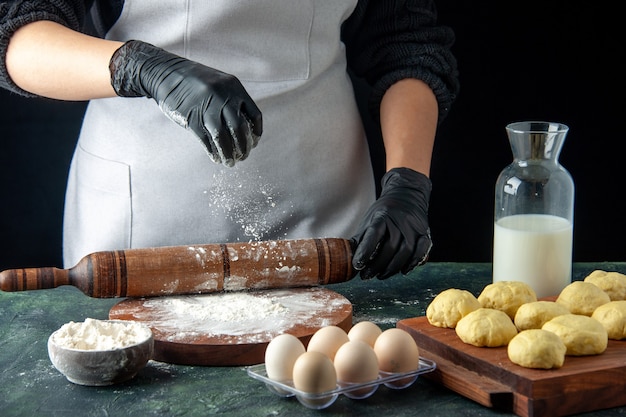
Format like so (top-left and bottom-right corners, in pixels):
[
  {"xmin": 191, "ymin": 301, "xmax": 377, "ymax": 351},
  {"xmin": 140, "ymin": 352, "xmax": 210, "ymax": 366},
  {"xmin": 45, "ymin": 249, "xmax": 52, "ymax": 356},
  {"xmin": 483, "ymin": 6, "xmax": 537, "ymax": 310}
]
[
  {"xmin": 350, "ymin": 167, "xmax": 433, "ymax": 280},
  {"xmin": 109, "ymin": 40, "xmax": 262, "ymax": 166}
]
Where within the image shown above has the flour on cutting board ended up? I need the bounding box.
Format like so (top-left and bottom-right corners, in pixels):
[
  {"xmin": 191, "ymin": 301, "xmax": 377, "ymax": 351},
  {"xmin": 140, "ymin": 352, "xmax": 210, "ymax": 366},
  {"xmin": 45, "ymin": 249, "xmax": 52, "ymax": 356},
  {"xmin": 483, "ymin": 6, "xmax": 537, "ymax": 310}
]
[
  {"xmin": 122, "ymin": 288, "xmax": 350, "ymax": 344},
  {"xmin": 149, "ymin": 292, "xmax": 288, "ymax": 322}
]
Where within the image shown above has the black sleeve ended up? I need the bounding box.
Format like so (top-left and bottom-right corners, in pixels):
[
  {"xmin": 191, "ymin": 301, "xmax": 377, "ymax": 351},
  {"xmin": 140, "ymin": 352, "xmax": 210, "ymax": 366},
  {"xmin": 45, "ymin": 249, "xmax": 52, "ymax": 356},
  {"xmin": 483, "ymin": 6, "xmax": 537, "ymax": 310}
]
[{"xmin": 342, "ymin": 0, "xmax": 460, "ymax": 123}]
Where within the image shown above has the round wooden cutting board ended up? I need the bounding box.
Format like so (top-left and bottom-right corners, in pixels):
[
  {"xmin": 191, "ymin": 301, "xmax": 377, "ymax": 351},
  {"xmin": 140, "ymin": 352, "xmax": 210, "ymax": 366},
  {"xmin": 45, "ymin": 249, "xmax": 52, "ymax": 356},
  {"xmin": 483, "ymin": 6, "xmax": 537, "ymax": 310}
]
[{"xmin": 109, "ymin": 287, "xmax": 352, "ymax": 366}]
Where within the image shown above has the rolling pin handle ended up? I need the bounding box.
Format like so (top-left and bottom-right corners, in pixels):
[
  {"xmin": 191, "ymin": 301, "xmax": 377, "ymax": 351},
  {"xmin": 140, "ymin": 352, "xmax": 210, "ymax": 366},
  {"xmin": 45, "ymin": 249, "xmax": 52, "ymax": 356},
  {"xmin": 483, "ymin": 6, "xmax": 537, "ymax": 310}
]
[{"xmin": 0, "ymin": 267, "xmax": 70, "ymax": 293}]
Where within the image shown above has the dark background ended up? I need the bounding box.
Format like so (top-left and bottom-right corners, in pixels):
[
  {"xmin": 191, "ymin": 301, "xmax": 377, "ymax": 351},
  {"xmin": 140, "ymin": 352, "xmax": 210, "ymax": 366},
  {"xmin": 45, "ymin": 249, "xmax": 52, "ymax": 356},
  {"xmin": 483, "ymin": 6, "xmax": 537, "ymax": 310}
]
[{"xmin": 0, "ymin": 1, "xmax": 623, "ymax": 271}]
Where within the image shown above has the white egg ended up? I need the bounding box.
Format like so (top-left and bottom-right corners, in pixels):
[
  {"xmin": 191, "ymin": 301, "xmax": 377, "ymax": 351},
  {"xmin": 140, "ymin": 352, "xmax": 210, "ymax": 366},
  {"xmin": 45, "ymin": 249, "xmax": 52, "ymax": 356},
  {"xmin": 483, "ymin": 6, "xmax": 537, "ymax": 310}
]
[
  {"xmin": 334, "ymin": 340, "xmax": 379, "ymax": 383},
  {"xmin": 264, "ymin": 333, "xmax": 306, "ymax": 382},
  {"xmin": 347, "ymin": 321, "xmax": 382, "ymax": 348},
  {"xmin": 306, "ymin": 325, "xmax": 349, "ymax": 361},
  {"xmin": 292, "ymin": 351, "xmax": 337, "ymax": 407},
  {"xmin": 374, "ymin": 328, "xmax": 420, "ymax": 373},
  {"xmin": 374, "ymin": 328, "xmax": 420, "ymax": 388}
]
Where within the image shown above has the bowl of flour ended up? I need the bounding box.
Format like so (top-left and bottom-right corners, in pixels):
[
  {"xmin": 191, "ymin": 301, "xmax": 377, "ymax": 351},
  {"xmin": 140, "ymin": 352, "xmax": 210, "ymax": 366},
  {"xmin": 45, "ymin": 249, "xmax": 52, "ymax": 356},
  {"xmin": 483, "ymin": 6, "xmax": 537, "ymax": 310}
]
[{"xmin": 48, "ymin": 318, "xmax": 154, "ymax": 386}]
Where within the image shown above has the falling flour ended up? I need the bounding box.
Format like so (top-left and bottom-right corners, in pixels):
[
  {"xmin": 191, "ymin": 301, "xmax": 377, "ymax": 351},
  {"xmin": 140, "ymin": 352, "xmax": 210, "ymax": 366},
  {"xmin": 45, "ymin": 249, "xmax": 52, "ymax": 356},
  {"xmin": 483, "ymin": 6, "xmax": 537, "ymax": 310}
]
[
  {"xmin": 116, "ymin": 288, "xmax": 352, "ymax": 344},
  {"xmin": 51, "ymin": 318, "xmax": 152, "ymax": 351},
  {"xmin": 204, "ymin": 168, "xmax": 293, "ymax": 241}
]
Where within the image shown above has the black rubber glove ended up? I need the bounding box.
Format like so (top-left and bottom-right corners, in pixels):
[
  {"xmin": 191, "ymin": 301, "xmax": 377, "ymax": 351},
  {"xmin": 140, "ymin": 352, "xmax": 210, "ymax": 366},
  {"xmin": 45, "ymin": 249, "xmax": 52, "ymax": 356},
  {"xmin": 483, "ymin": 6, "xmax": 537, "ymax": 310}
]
[
  {"xmin": 109, "ymin": 40, "xmax": 262, "ymax": 167},
  {"xmin": 350, "ymin": 167, "xmax": 433, "ymax": 280}
]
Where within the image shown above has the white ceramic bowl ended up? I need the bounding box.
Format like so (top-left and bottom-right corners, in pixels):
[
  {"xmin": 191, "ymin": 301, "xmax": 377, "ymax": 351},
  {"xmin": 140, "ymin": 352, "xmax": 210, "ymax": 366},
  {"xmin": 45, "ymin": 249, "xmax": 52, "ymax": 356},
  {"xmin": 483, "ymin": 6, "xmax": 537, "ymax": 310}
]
[{"xmin": 48, "ymin": 319, "xmax": 154, "ymax": 386}]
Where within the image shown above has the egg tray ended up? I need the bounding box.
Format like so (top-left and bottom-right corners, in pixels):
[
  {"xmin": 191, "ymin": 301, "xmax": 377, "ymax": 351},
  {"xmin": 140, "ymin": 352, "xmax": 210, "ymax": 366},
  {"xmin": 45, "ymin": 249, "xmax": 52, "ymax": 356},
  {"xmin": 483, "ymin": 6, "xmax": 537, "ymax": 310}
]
[{"xmin": 246, "ymin": 357, "xmax": 436, "ymax": 409}]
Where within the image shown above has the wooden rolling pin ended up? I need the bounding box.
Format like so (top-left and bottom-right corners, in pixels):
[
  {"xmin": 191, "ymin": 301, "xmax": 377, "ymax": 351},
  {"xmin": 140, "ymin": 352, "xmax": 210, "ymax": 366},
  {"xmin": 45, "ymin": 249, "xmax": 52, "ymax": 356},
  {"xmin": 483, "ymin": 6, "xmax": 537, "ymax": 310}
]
[{"xmin": 0, "ymin": 238, "xmax": 355, "ymax": 298}]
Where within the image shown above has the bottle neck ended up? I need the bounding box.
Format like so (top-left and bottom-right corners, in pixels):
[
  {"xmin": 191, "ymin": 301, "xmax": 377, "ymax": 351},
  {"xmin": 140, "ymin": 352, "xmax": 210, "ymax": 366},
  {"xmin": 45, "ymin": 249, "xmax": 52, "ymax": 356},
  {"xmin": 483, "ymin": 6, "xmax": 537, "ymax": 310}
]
[{"xmin": 507, "ymin": 127, "xmax": 568, "ymax": 164}]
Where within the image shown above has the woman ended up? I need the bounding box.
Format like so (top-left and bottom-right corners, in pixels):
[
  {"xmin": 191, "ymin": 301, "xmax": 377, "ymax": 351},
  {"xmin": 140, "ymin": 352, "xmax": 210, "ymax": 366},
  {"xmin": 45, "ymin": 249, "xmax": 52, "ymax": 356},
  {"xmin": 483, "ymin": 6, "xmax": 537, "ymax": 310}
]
[{"xmin": 0, "ymin": 0, "xmax": 459, "ymax": 279}]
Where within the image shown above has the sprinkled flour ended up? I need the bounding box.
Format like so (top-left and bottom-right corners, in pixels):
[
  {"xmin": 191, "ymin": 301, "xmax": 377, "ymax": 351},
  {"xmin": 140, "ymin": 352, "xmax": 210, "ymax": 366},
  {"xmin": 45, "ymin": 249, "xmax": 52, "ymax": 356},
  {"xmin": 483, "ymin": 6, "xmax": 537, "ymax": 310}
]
[
  {"xmin": 204, "ymin": 168, "xmax": 293, "ymax": 241},
  {"xmin": 51, "ymin": 318, "xmax": 151, "ymax": 351},
  {"xmin": 155, "ymin": 292, "xmax": 288, "ymax": 322},
  {"xmin": 114, "ymin": 288, "xmax": 352, "ymax": 344}
]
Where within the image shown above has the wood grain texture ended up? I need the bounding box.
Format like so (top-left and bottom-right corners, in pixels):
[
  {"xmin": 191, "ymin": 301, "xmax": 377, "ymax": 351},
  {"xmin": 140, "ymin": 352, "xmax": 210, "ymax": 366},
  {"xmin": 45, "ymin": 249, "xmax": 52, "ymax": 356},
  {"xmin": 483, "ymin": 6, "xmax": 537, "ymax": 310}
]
[
  {"xmin": 398, "ymin": 316, "xmax": 626, "ymax": 417},
  {"xmin": 0, "ymin": 238, "xmax": 355, "ymax": 298},
  {"xmin": 109, "ymin": 287, "xmax": 353, "ymax": 366}
]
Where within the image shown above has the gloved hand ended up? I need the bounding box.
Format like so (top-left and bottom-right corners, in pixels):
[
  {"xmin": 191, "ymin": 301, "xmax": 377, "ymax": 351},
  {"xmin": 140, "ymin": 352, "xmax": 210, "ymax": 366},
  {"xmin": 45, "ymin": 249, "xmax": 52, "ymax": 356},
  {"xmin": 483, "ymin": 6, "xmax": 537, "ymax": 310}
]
[
  {"xmin": 109, "ymin": 40, "xmax": 263, "ymax": 167},
  {"xmin": 350, "ymin": 167, "xmax": 433, "ymax": 280}
]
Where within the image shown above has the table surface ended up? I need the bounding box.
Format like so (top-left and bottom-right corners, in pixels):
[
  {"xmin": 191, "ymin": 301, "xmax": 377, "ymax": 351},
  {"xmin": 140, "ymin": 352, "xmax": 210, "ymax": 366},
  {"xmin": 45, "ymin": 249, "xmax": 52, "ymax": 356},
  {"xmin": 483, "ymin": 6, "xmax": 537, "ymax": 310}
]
[{"xmin": 2, "ymin": 262, "xmax": 625, "ymax": 417}]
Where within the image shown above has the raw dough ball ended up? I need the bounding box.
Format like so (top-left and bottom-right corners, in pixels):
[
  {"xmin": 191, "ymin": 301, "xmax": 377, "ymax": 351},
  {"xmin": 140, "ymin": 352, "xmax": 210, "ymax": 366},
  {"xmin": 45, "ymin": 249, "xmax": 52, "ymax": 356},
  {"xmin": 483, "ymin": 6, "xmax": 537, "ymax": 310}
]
[
  {"xmin": 542, "ymin": 314, "xmax": 608, "ymax": 356},
  {"xmin": 591, "ymin": 300, "xmax": 626, "ymax": 340},
  {"xmin": 455, "ymin": 308, "xmax": 518, "ymax": 347},
  {"xmin": 507, "ymin": 329, "xmax": 567, "ymax": 369},
  {"xmin": 514, "ymin": 301, "xmax": 570, "ymax": 330},
  {"xmin": 584, "ymin": 270, "xmax": 626, "ymax": 301},
  {"xmin": 478, "ymin": 281, "xmax": 537, "ymax": 319},
  {"xmin": 426, "ymin": 288, "xmax": 481, "ymax": 328},
  {"xmin": 556, "ymin": 281, "xmax": 610, "ymax": 316}
]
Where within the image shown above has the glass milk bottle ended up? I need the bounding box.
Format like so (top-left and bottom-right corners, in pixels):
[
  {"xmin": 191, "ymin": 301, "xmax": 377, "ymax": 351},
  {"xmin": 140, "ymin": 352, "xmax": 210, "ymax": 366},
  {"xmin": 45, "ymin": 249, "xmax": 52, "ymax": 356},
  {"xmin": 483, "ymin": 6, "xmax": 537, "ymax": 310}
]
[{"xmin": 493, "ymin": 121, "xmax": 574, "ymax": 298}]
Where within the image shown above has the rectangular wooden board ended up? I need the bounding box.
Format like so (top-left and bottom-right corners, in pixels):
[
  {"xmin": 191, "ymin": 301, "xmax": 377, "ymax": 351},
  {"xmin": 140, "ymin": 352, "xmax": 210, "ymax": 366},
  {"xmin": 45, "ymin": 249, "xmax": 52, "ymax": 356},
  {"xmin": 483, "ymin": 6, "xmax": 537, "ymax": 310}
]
[{"xmin": 398, "ymin": 316, "xmax": 626, "ymax": 417}]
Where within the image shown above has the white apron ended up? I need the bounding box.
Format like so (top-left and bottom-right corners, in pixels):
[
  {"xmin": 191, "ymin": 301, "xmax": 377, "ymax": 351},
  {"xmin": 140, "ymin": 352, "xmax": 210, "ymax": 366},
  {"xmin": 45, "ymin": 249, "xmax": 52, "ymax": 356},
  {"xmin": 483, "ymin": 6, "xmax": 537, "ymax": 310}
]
[{"xmin": 63, "ymin": 0, "xmax": 375, "ymax": 267}]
